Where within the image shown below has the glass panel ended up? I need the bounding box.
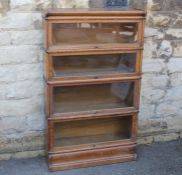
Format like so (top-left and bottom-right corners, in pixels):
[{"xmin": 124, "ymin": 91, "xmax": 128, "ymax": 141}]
[
  {"xmin": 53, "ymin": 82, "xmax": 134, "ymax": 114},
  {"xmin": 53, "ymin": 53, "xmax": 136, "ymax": 77},
  {"xmin": 52, "ymin": 23, "xmax": 138, "ymax": 46},
  {"xmin": 54, "ymin": 116, "xmax": 132, "ymax": 147}
]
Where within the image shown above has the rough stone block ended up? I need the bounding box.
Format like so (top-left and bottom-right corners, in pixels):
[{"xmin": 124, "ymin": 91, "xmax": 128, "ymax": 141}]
[
  {"xmin": 10, "ymin": 0, "xmax": 33, "ymax": 10},
  {"xmin": 144, "ymin": 27, "xmax": 164, "ymax": 39},
  {"xmin": 129, "ymin": 0, "xmax": 147, "ymax": 10},
  {"xmin": 147, "ymin": 0, "xmax": 161, "ymax": 11},
  {"xmin": 165, "ymin": 86, "xmax": 182, "ymax": 101},
  {"xmin": 0, "ymin": 83, "xmax": 7, "ymax": 100},
  {"xmin": 139, "ymin": 103, "xmax": 155, "ymax": 119},
  {"xmin": 167, "ymin": 116, "xmax": 182, "ymax": 131},
  {"xmin": 142, "ymin": 59, "xmax": 166, "ymax": 73},
  {"xmin": 167, "ymin": 58, "xmax": 182, "ymax": 73},
  {"xmin": 154, "ymin": 133, "xmax": 179, "ymax": 142},
  {"xmin": 141, "ymin": 74, "xmax": 154, "ymax": 89},
  {"xmin": 166, "ymin": 29, "xmax": 182, "ymax": 39},
  {"xmin": 1, "ymin": 138, "xmax": 20, "ymax": 152},
  {"xmin": 151, "ymin": 75, "xmax": 169, "ymax": 88},
  {"xmin": 0, "ymin": 46, "xmax": 41, "ymax": 65},
  {"xmin": 0, "ymin": 150, "xmax": 46, "ymax": 161},
  {"xmin": 12, "ymin": 150, "xmax": 45, "ymax": 159},
  {"xmin": 0, "ymin": 96, "xmax": 44, "ymax": 117},
  {"xmin": 6, "ymin": 79, "xmax": 44, "ymax": 99},
  {"xmin": 10, "ymin": 0, "xmax": 52, "ymax": 11},
  {"xmin": 141, "ymin": 74, "xmax": 169, "ymax": 89},
  {"xmin": 138, "ymin": 119, "xmax": 168, "ymax": 134},
  {"xmin": 142, "ymin": 74, "xmax": 170, "ymax": 91},
  {"xmin": 155, "ymin": 40, "xmax": 173, "ymax": 59},
  {"xmin": 152, "ymin": 0, "xmax": 182, "ymax": 11},
  {"xmin": 172, "ymin": 14, "xmax": 182, "ymax": 28},
  {"xmin": 53, "ymin": 0, "xmax": 89, "ymax": 8},
  {"xmin": 11, "ymin": 30, "xmax": 43, "ymax": 45},
  {"xmin": 173, "ymin": 41, "xmax": 182, "ymax": 57},
  {"xmin": 26, "ymin": 112, "xmax": 45, "ymax": 131},
  {"xmin": 16, "ymin": 63, "xmax": 43, "ymax": 81},
  {"xmin": 144, "ymin": 38, "xmax": 156, "ymax": 59},
  {"xmin": 0, "ymin": 116, "xmax": 27, "ymax": 135},
  {"xmin": 0, "ymin": 134, "xmax": 45, "ymax": 153},
  {"xmin": 0, "ymin": 63, "xmax": 43, "ymax": 82},
  {"xmin": 0, "ymin": 12, "xmax": 42, "ymax": 30},
  {"xmin": 142, "ymin": 89, "xmax": 165, "ymax": 103},
  {"xmin": 148, "ymin": 13, "xmax": 171, "ymax": 27},
  {"xmin": 0, "ymin": 153, "xmax": 11, "ymax": 161},
  {"xmin": 0, "ymin": 0, "xmax": 9, "ymax": 15},
  {"xmin": 156, "ymin": 102, "xmax": 177, "ymax": 118},
  {"xmin": 138, "ymin": 136, "xmax": 154, "ymax": 145},
  {"xmin": 0, "ymin": 31, "xmax": 11, "ymax": 45},
  {"xmin": 0, "ymin": 65, "xmax": 16, "ymax": 82},
  {"xmin": 89, "ymin": 0, "xmax": 105, "ymax": 8},
  {"xmin": 21, "ymin": 135, "xmax": 45, "ymax": 151},
  {"xmin": 170, "ymin": 73, "xmax": 182, "ymax": 86}
]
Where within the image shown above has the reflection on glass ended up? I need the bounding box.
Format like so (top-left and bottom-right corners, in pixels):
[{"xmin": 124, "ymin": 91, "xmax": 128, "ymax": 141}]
[
  {"xmin": 52, "ymin": 23, "xmax": 138, "ymax": 45},
  {"xmin": 53, "ymin": 82, "xmax": 134, "ymax": 114},
  {"xmin": 52, "ymin": 53, "xmax": 136, "ymax": 77},
  {"xmin": 54, "ymin": 116, "xmax": 132, "ymax": 147}
]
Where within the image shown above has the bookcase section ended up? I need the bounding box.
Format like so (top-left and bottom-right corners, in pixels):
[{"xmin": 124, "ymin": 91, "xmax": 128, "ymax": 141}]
[
  {"xmin": 53, "ymin": 81, "xmax": 134, "ymax": 114},
  {"xmin": 46, "ymin": 52, "xmax": 140, "ymax": 80},
  {"xmin": 51, "ymin": 22, "xmax": 138, "ymax": 45}
]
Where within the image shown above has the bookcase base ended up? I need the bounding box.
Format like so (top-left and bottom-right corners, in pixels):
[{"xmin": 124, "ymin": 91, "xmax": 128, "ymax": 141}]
[{"xmin": 48, "ymin": 144, "xmax": 137, "ymax": 171}]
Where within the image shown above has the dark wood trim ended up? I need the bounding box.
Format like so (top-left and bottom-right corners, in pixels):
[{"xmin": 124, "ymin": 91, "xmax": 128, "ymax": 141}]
[
  {"xmin": 49, "ymin": 108, "xmax": 138, "ymax": 120},
  {"xmin": 44, "ymin": 8, "xmax": 146, "ymax": 18},
  {"xmin": 46, "ymin": 44, "xmax": 143, "ymax": 54},
  {"xmin": 131, "ymin": 113, "xmax": 138, "ymax": 138},
  {"xmin": 48, "ymin": 139, "xmax": 136, "ymax": 154},
  {"xmin": 47, "ymin": 76, "xmax": 141, "ymax": 86},
  {"xmin": 49, "ymin": 154, "xmax": 136, "ymax": 171}
]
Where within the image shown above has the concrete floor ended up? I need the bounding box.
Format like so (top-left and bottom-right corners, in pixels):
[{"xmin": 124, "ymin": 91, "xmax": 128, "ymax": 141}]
[{"xmin": 0, "ymin": 139, "xmax": 182, "ymax": 175}]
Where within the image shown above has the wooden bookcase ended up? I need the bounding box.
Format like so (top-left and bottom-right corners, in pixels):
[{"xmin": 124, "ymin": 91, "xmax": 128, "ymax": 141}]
[{"xmin": 44, "ymin": 8, "xmax": 145, "ymax": 171}]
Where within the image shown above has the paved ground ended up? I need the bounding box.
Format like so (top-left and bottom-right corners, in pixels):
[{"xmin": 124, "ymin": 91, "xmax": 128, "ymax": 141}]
[{"xmin": 0, "ymin": 139, "xmax": 182, "ymax": 175}]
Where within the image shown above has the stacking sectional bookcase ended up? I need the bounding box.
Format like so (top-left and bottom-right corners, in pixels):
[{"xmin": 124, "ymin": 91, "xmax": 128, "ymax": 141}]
[{"xmin": 44, "ymin": 8, "xmax": 145, "ymax": 171}]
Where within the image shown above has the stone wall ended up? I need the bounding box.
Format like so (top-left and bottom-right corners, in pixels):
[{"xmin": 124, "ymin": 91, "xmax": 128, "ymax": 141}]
[{"xmin": 0, "ymin": 0, "xmax": 182, "ymax": 160}]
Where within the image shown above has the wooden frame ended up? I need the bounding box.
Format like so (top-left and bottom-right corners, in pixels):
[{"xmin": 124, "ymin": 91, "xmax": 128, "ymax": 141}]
[{"xmin": 44, "ymin": 8, "xmax": 145, "ymax": 171}]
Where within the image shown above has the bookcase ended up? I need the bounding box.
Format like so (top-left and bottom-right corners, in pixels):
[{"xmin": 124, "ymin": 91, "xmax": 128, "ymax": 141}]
[{"xmin": 44, "ymin": 8, "xmax": 145, "ymax": 171}]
